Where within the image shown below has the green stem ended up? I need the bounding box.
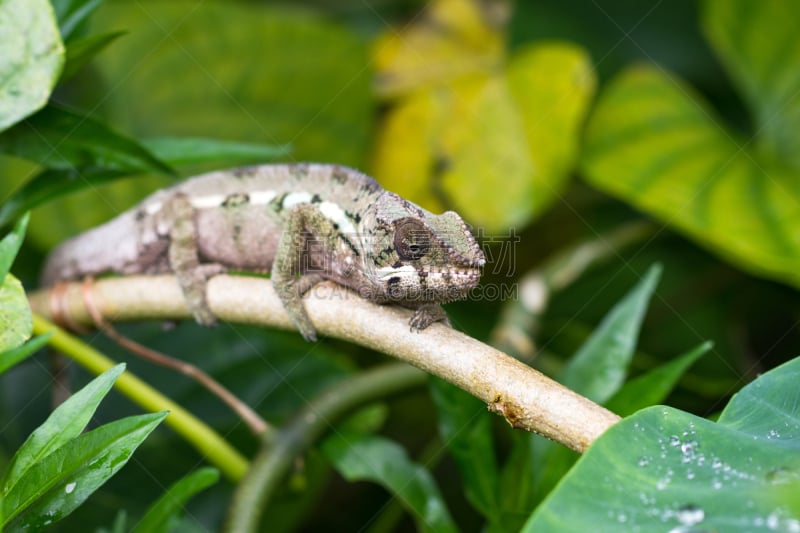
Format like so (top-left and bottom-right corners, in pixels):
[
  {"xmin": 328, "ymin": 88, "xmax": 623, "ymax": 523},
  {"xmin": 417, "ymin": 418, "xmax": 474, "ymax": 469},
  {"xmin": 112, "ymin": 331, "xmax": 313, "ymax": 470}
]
[
  {"xmin": 492, "ymin": 220, "xmax": 656, "ymax": 361},
  {"xmin": 225, "ymin": 363, "xmax": 427, "ymax": 533},
  {"xmin": 32, "ymin": 314, "xmax": 249, "ymax": 482}
]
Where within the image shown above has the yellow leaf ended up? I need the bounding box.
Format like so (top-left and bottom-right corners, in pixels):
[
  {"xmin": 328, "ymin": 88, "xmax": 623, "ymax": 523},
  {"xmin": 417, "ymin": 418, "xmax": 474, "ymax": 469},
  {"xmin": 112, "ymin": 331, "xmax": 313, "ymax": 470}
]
[
  {"xmin": 372, "ymin": 34, "xmax": 595, "ymax": 231},
  {"xmin": 507, "ymin": 43, "xmax": 596, "ymax": 214},
  {"xmin": 370, "ymin": 90, "xmax": 446, "ymax": 213},
  {"xmin": 438, "ymin": 76, "xmax": 535, "ymax": 230},
  {"xmin": 372, "ymin": 0, "xmax": 506, "ymax": 98}
]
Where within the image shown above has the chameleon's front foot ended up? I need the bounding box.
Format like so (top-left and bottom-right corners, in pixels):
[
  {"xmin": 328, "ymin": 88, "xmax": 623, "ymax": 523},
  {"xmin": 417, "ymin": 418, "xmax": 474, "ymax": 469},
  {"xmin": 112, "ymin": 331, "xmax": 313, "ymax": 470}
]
[
  {"xmin": 273, "ymin": 283, "xmax": 319, "ymax": 342},
  {"xmin": 409, "ymin": 304, "xmax": 450, "ymax": 332},
  {"xmin": 272, "ymin": 272, "xmax": 324, "ymax": 342}
]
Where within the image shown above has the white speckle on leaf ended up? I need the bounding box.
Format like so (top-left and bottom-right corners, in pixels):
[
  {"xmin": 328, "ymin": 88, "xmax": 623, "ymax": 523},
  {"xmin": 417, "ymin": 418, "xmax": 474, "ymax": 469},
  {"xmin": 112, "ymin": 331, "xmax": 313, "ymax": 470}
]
[
  {"xmin": 65, "ymin": 482, "xmax": 76, "ymax": 494},
  {"xmin": 676, "ymin": 504, "xmax": 704, "ymax": 526}
]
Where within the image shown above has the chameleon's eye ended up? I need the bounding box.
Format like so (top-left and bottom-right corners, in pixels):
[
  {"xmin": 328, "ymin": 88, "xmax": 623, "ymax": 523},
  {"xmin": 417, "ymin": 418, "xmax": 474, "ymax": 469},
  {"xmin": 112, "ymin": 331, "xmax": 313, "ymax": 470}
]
[{"xmin": 394, "ymin": 219, "xmax": 431, "ymax": 261}]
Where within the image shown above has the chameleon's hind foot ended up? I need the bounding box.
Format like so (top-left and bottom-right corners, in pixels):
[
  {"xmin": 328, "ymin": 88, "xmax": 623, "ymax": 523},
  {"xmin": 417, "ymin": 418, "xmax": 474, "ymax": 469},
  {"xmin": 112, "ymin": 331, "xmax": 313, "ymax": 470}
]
[
  {"xmin": 409, "ymin": 304, "xmax": 450, "ymax": 331},
  {"xmin": 182, "ymin": 263, "xmax": 226, "ymax": 326}
]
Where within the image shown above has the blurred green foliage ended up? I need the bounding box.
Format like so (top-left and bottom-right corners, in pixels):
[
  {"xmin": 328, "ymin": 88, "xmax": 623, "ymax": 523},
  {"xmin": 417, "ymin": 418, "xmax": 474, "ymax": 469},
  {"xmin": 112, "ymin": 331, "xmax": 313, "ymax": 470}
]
[{"xmin": 1, "ymin": 0, "xmax": 799, "ymax": 531}]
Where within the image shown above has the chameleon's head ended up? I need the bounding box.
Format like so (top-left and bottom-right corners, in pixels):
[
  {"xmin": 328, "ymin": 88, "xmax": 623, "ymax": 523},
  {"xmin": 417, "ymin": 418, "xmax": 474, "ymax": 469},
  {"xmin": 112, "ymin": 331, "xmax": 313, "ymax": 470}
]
[{"xmin": 361, "ymin": 192, "xmax": 485, "ymax": 306}]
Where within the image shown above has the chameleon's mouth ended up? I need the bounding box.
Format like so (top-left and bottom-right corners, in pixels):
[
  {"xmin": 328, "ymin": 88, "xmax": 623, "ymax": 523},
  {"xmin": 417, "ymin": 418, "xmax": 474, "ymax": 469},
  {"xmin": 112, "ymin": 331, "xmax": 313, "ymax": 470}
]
[
  {"xmin": 422, "ymin": 267, "xmax": 482, "ymax": 302},
  {"xmin": 377, "ymin": 265, "xmax": 482, "ymax": 304}
]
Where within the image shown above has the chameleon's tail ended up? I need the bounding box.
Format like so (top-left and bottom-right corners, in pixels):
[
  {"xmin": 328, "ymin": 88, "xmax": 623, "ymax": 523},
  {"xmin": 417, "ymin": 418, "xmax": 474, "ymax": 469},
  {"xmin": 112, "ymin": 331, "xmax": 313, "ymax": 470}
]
[
  {"xmin": 40, "ymin": 243, "xmax": 65, "ymax": 287},
  {"xmin": 40, "ymin": 235, "xmax": 88, "ymax": 287},
  {"xmin": 39, "ymin": 213, "xmax": 143, "ymax": 287}
]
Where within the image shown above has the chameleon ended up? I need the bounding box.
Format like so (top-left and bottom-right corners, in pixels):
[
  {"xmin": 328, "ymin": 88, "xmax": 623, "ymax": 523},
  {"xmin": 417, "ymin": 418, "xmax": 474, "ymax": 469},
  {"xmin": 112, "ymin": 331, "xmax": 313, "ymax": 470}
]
[{"xmin": 41, "ymin": 164, "xmax": 485, "ymax": 341}]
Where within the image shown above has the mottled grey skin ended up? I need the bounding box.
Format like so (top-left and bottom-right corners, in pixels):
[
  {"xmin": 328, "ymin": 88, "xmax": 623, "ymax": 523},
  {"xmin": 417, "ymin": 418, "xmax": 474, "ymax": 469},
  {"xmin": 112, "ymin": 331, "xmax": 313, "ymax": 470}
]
[{"xmin": 42, "ymin": 164, "xmax": 485, "ymax": 341}]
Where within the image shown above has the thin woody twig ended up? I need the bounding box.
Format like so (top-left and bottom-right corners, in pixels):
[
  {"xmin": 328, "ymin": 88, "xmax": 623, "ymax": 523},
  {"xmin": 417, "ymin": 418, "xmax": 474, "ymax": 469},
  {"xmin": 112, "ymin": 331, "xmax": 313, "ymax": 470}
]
[
  {"xmin": 78, "ymin": 277, "xmax": 270, "ymax": 436},
  {"xmin": 491, "ymin": 220, "xmax": 656, "ymax": 361}
]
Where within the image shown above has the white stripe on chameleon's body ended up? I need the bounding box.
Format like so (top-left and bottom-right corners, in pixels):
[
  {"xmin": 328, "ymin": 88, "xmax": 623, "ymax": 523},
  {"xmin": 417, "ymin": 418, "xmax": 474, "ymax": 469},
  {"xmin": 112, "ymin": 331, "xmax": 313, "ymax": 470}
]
[
  {"xmin": 148, "ymin": 190, "xmax": 281, "ymax": 215},
  {"xmin": 248, "ymin": 190, "xmax": 277, "ymax": 205},
  {"xmin": 282, "ymin": 191, "xmax": 313, "ymax": 209},
  {"xmin": 319, "ymin": 201, "xmax": 357, "ymax": 235},
  {"xmin": 189, "ymin": 194, "xmax": 228, "ymax": 209}
]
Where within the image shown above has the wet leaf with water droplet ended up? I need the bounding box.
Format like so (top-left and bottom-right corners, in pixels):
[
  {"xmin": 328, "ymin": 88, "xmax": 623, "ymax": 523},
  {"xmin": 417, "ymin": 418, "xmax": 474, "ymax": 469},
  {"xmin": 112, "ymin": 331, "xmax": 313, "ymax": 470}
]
[
  {"xmin": 2, "ymin": 411, "xmax": 166, "ymax": 529},
  {"xmin": 524, "ymin": 356, "xmax": 800, "ymax": 532}
]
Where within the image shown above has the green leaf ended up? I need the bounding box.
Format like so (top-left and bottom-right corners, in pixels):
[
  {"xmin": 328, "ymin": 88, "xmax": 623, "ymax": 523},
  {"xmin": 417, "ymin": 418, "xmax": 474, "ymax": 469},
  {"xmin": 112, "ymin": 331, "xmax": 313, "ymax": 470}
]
[
  {"xmin": 0, "ymin": 0, "xmax": 65, "ymax": 132},
  {"xmin": 321, "ymin": 431, "xmax": 459, "ymax": 533},
  {"xmin": 0, "ymin": 274, "xmax": 32, "ymax": 353},
  {"xmin": 702, "ymin": 0, "xmax": 800, "ymax": 169},
  {"xmin": 51, "ymin": 0, "xmax": 105, "ymax": 41},
  {"xmin": 606, "ymin": 341, "xmax": 711, "ymax": 417},
  {"xmin": 0, "ymin": 214, "xmax": 30, "ymax": 369},
  {"xmin": 141, "ymin": 137, "xmax": 290, "ymax": 167},
  {"xmin": 0, "ymin": 105, "xmax": 172, "ymax": 174},
  {"xmin": 582, "ymin": 2, "xmax": 800, "ymax": 291},
  {"xmin": 93, "ymin": 1, "xmax": 374, "ymax": 167},
  {"xmin": 0, "ymin": 135, "xmax": 288, "ymax": 233},
  {"xmin": 133, "ymin": 467, "xmax": 219, "ymax": 533},
  {"xmin": 495, "ymin": 433, "xmax": 537, "ymax": 531},
  {"xmin": 0, "ymin": 333, "xmax": 51, "ymax": 376},
  {"xmin": 97, "ymin": 511, "xmax": 127, "ymax": 533},
  {"xmin": 524, "ymin": 356, "xmax": 800, "ymax": 532},
  {"xmin": 1, "ymin": 364, "xmax": 126, "ymax": 496},
  {"xmin": 560, "ymin": 264, "xmax": 661, "ymax": 403},
  {"xmin": 61, "ymin": 31, "xmax": 125, "ymax": 81},
  {"xmin": 2, "ymin": 411, "xmax": 167, "ymax": 530},
  {"xmin": 0, "ymin": 167, "xmax": 130, "ymax": 231},
  {"xmin": 429, "ymin": 377, "xmax": 499, "ymax": 520},
  {"xmin": 528, "ymin": 264, "xmax": 663, "ymax": 507},
  {"xmin": 0, "ymin": 213, "xmax": 29, "ymax": 283}
]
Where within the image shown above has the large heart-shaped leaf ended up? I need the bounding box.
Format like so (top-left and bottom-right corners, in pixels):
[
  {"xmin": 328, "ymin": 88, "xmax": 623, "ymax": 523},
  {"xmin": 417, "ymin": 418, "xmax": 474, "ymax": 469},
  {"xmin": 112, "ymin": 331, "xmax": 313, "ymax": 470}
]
[
  {"xmin": 703, "ymin": 0, "xmax": 800, "ymax": 170},
  {"xmin": 523, "ymin": 356, "xmax": 800, "ymax": 532},
  {"xmin": 370, "ymin": 0, "xmax": 594, "ymax": 232},
  {"xmin": 582, "ymin": 0, "xmax": 800, "ymax": 289},
  {"xmin": 92, "ymin": 1, "xmax": 373, "ymax": 167},
  {"xmin": 0, "ymin": 0, "xmax": 65, "ymax": 132}
]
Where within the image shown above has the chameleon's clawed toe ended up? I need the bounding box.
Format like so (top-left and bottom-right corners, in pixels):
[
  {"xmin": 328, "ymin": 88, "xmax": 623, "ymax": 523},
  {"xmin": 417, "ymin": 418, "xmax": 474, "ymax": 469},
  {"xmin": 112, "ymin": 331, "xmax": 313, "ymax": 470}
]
[
  {"xmin": 192, "ymin": 306, "xmax": 218, "ymax": 327},
  {"xmin": 409, "ymin": 304, "xmax": 450, "ymax": 331}
]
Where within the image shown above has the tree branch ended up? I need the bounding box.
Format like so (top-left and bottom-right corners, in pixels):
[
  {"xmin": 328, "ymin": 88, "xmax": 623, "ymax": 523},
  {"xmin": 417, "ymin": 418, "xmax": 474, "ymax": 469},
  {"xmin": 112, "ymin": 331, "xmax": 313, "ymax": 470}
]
[{"xmin": 28, "ymin": 274, "xmax": 620, "ymax": 452}]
